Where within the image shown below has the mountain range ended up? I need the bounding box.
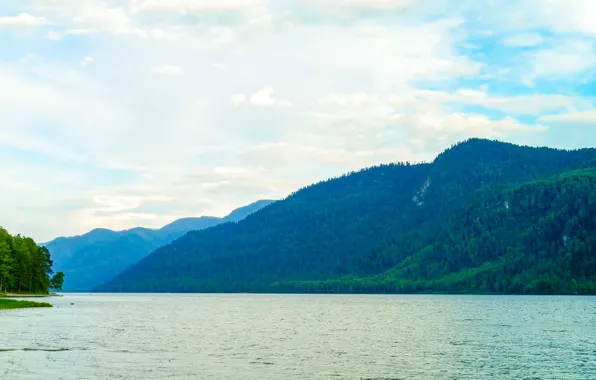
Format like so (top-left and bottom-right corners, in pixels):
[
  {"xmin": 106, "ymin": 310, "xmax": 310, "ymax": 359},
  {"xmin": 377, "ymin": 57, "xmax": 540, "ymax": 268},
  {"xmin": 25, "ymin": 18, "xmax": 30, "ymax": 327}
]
[
  {"xmin": 43, "ymin": 200, "xmax": 275, "ymax": 291},
  {"xmin": 96, "ymin": 139, "xmax": 596, "ymax": 295}
]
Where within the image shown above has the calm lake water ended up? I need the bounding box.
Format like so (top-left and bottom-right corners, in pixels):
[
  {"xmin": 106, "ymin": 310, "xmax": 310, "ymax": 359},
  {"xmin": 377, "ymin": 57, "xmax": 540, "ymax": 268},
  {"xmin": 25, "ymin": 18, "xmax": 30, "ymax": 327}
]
[{"xmin": 1, "ymin": 294, "xmax": 595, "ymax": 379}]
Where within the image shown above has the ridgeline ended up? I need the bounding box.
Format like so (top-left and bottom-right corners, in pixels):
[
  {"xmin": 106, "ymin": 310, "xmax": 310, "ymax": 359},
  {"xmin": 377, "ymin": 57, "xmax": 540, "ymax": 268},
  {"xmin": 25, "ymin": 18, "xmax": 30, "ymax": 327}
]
[
  {"xmin": 43, "ymin": 200, "xmax": 274, "ymax": 291},
  {"xmin": 92, "ymin": 139, "xmax": 595, "ymax": 294}
]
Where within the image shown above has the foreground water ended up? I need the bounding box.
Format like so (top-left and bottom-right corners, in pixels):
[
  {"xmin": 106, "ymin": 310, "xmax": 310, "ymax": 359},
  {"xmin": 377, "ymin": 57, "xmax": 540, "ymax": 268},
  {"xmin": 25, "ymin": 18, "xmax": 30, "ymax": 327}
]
[{"xmin": 1, "ymin": 294, "xmax": 595, "ymax": 379}]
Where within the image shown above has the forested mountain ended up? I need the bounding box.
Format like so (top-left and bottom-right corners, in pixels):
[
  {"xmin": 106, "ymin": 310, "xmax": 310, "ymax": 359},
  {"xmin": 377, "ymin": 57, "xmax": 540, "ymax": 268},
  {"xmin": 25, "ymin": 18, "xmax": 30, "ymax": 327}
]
[
  {"xmin": 97, "ymin": 139, "xmax": 596, "ymax": 295},
  {"xmin": 44, "ymin": 200, "xmax": 274, "ymax": 291},
  {"xmin": 0, "ymin": 228, "xmax": 62, "ymax": 294}
]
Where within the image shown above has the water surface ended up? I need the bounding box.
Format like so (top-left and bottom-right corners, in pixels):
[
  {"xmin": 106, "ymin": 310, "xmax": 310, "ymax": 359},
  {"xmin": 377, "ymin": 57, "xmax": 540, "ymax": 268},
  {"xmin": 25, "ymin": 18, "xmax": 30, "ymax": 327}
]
[{"xmin": 1, "ymin": 294, "xmax": 595, "ymax": 379}]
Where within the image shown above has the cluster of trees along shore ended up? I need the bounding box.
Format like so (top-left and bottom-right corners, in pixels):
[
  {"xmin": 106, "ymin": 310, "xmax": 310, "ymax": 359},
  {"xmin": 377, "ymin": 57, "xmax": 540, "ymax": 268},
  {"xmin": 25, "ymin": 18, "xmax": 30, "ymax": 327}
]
[{"xmin": 0, "ymin": 227, "xmax": 64, "ymax": 294}]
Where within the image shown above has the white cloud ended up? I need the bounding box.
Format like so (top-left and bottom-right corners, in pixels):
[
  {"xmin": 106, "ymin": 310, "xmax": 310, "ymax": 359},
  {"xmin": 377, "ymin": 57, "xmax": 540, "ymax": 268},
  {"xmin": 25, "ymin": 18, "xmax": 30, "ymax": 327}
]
[
  {"xmin": 299, "ymin": 0, "xmax": 416, "ymax": 13},
  {"xmin": 48, "ymin": 28, "xmax": 99, "ymax": 40},
  {"xmin": 500, "ymin": 32, "xmax": 544, "ymax": 47},
  {"xmin": 146, "ymin": 28, "xmax": 185, "ymax": 40},
  {"xmin": 389, "ymin": 89, "xmax": 588, "ymax": 115},
  {"xmin": 391, "ymin": 112, "xmax": 547, "ymax": 137},
  {"xmin": 151, "ymin": 65, "xmax": 184, "ymax": 75},
  {"xmin": 529, "ymin": 0, "xmax": 596, "ymax": 35},
  {"xmin": 249, "ymin": 87, "xmax": 292, "ymax": 107},
  {"xmin": 446, "ymin": 0, "xmax": 596, "ymax": 37},
  {"xmin": 319, "ymin": 92, "xmax": 373, "ymax": 107},
  {"xmin": 523, "ymin": 39, "xmax": 596, "ymax": 83},
  {"xmin": 539, "ymin": 110, "xmax": 596, "ymax": 124},
  {"xmin": 337, "ymin": 0, "xmax": 414, "ymax": 7},
  {"xmin": 47, "ymin": 30, "xmax": 61, "ymax": 40},
  {"xmin": 24, "ymin": 1, "xmax": 146, "ymax": 37},
  {"xmin": 212, "ymin": 166, "xmax": 250, "ymax": 175},
  {"xmin": 131, "ymin": 0, "xmax": 267, "ymax": 14},
  {"xmin": 0, "ymin": 13, "xmax": 47, "ymax": 27},
  {"xmin": 288, "ymin": 20, "xmax": 481, "ymax": 90},
  {"xmin": 81, "ymin": 56, "xmax": 94, "ymax": 67},
  {"xmin": 91, "ymin": 194, "xmax": 171, "ymax": 213},
  {"xmin": 238, "ymin": 142, "xmax": 424, "ymax": 172},
  {"xmin": 250, "ymin": 87, "xmax": 277, "ymax": 106},
  {"xmin": 206, "ymin": 27, "xmax": 236, "ymax": 45},
  {"xmin": 305, "ymin": 102, "xmax": 547, "ymax": 156},
  {"xmin": 71, "ymin": 3, "xmax": 139, "ymax": 35},
  {"xmin": 231, "ymin": 94, "xmax": 246, "ymax": 105}
]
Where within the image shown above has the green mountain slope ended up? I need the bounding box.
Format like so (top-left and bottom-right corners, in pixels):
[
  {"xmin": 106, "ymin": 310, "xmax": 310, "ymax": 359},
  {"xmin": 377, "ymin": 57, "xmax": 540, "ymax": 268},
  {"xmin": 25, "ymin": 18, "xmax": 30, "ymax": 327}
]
[
  {"xmin": 276, "ymin": 168, "xmax": 596, "ymax": 294},
  {"xmin": 96, "ymin": 139, "xmax": 596, "ymax": 294},
  {"xmin": 44, "ymin": 200, "xmax": 274, "ymax": 291}
]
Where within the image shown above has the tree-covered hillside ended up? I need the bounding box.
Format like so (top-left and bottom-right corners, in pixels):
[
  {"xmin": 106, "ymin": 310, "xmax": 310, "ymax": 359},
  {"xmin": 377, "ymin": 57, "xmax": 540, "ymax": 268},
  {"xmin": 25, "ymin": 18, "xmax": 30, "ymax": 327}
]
[
  {"xmin": 275, "ymin": 168, "xmax": 596, "ymax": 294},
  {"xmin": 97, "ymin": 139, "xmax": 596, "ymax": 295},
  {"xmin": 0, "ymin": 228, "xmax": 62, "ymax": 294},
  {"xmin": 44, "ymin": 200, "xmax": 274, "ymax": 291}
]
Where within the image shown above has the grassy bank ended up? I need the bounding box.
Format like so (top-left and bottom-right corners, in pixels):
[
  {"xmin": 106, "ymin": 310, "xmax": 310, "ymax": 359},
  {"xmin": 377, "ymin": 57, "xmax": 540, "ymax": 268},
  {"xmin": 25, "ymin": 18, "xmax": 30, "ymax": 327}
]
[
  {"xmin": 0, "ymin": 298, "xmax": 53, "ymax": 310},
  {"xmin": 0, "ymin": 292, "xmax": 58, "ymax": 298}
]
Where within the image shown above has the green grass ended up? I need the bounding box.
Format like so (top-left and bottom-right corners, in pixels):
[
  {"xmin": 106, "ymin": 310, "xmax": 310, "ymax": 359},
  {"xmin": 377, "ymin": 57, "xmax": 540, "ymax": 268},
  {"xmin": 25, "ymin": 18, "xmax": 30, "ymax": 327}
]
[
  {"xmin": 0, "ymin": 292, "xmax": 54, "ymax": 297},
  {"xmin": 0, "ymin": 298, "xmax": 53, "ymax": 310}
]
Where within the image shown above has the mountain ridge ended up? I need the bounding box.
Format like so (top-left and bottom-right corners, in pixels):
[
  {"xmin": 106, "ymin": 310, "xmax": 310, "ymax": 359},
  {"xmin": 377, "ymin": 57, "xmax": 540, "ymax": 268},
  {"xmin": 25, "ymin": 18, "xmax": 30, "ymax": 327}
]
[
  {"xmin": 96, "ymin": 139, "xmax": 596, "ymax": 294},
  {"xmin": 44, "ymin": 199, "xmax": 276, "ymax": 291}
]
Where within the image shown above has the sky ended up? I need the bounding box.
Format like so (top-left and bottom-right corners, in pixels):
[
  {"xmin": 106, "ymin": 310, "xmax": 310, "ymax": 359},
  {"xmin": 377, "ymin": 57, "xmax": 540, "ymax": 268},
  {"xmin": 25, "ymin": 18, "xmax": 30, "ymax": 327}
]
[{"xmin": 0, "ymin": 0, "xmax": 595, "ymax": 242}]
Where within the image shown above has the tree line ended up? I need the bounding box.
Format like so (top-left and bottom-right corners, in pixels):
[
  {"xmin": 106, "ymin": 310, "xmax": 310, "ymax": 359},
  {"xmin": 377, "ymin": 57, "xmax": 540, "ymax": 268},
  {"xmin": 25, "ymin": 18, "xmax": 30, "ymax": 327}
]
[{"xmin": 0, "ymin": 227, "xmax": 64, "ymax": 294}]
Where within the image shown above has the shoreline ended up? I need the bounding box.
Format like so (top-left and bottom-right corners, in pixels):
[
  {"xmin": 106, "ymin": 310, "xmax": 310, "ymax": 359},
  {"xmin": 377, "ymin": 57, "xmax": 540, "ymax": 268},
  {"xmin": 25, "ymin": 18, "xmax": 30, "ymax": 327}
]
[{"xmin": 0, "ymin": 292, "xmax": 59, "ymax": 298}]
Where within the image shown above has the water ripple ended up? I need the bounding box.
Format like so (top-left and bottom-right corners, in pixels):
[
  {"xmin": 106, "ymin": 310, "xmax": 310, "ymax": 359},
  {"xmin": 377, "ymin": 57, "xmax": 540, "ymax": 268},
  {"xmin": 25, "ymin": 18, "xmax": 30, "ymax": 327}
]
[{"xmin": 1, "ymin": 294, "xmax": 595, "ymax": 379}]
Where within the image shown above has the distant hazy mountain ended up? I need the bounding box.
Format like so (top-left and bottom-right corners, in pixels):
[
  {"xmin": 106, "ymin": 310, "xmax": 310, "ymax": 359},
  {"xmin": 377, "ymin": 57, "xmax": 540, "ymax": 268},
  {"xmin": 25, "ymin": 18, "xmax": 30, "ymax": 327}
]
[
  {"xmin": 97, "ymin": 139, "xmax": 596, "ymax": 295},
  {"xmin": 43, "ymin": 200, "xmax": 275, "ymax": 291}
]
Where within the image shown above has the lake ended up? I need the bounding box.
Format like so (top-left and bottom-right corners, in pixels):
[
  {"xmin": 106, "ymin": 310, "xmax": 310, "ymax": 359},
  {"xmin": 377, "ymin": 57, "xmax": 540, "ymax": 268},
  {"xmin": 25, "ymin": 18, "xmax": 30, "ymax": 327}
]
[{"xmin": 1, "ymin": 294, "xmax": 595, "ymax": 379}]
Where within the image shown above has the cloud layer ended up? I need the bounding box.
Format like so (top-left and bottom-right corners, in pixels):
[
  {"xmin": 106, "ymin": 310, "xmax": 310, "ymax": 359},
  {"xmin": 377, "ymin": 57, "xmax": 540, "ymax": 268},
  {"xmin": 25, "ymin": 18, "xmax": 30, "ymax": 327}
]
[{"xmin": 0, "ymin": 0, "xmax": 594, "ymax": 241}]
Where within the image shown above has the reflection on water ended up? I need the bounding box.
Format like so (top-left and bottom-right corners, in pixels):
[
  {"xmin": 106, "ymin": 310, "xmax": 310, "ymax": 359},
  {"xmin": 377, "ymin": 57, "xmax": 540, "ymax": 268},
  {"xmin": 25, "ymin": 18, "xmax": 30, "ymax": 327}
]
[{"xmin": 1, "ymin": 294, "xmax": 595, "ymax": 379}]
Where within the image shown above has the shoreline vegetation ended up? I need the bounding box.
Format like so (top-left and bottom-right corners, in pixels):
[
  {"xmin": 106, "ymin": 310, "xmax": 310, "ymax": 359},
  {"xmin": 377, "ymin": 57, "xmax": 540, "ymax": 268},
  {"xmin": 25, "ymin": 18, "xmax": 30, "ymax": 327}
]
[
  {"xmin": 0, "ymin": 292, "xmax": 59, "ymax": 298},
  {"xmin": 0, "ymin": 227, "xmax": 64, "ymax": 298},
  {"xmin": 0, "ymin": 298, "xmax": 53, "ymax": 310},
  {"xmin": 1, "ymin": 226, "xmax": 63, "ymax": 310}
]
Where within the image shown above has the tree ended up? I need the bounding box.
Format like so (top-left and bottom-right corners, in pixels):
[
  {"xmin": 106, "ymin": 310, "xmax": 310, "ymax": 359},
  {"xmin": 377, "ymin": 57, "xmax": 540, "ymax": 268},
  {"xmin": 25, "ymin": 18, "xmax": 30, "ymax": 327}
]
[
  {"xmin": 0, "ymin": 238, "xmax": 14, "ymax": 293},
  {"xmin": 50, "ymin": 272, "xmax": 65, "ymax": 291},
  {"xmin": 0, "ymin": 227, "xmax": 57, "ymax": 294}
]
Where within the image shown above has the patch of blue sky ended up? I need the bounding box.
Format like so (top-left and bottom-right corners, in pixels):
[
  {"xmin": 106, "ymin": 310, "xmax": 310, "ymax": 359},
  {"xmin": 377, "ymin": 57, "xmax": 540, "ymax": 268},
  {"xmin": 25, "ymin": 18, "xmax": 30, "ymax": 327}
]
[
  {"xmin": 514, "ymin": 114, "xmax": 541, "ymax": 126},
  {"xmin": 0, "ymin": 3, "xmax": 20, "ymax": 14},
  {"xmin": 451, "ymin": 30, "xmax": 596, "ymax": 91},
  {"xmin": 449, "ymin": 70, "xmax": 589, "ymax": 98},
  {"xmin": 573, "ymin": 70, "xmax": 596, "ymax": 97},
  {"xmin": 45, "ymin": 34, "xmax": 97, "ymax": 57},
  {"xmin": 0, "ymin": 31, "xmax": 93, "ymax": 65},
  {"xmin": 0, "ymin": 32, "xmax": 44, "ymax": 62}
]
